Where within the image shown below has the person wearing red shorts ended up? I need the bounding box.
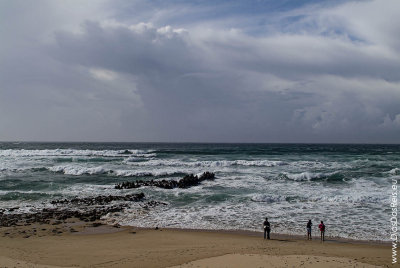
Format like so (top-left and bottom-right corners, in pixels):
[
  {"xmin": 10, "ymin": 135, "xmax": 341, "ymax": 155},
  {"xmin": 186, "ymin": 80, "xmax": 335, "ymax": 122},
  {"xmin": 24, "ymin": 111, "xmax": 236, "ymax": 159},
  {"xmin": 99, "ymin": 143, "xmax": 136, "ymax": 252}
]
[{"xmin": 319, "ymin": 221, "xmax": 325, "ymax": 241}]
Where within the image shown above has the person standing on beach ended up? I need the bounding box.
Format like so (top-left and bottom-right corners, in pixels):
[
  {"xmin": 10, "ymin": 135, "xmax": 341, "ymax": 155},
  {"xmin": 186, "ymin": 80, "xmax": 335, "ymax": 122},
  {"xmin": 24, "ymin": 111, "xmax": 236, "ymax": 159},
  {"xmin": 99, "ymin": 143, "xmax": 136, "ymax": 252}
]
[
  {"xmin": 307, "ymin": 220, "xmax": 312, "ymax": 240},
  {"xmin": 263, "ymin": 217, "xmax": 271, "ymax": 240},
  {"xmin": 319, "ymin": 221, "xmax": 325, "ymax": 241}
]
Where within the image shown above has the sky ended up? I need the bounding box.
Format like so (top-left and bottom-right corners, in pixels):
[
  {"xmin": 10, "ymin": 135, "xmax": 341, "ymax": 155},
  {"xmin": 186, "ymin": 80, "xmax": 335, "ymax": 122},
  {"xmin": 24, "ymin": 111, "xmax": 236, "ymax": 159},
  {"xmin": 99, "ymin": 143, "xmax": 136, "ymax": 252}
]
[{"xmin": 0, "ymin": 0, "xmax": 399, "ymax": 143}]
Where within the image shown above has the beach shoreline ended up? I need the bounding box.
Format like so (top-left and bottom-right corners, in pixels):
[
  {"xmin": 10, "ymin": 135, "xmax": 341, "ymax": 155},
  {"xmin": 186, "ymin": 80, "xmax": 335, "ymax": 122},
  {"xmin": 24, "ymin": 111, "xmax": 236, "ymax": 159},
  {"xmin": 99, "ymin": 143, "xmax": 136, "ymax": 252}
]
[
  {"xmin": 0, "ymin": 220, "xmax": 393, "ymax": 267},
  {"xmin": 146, "ymin": 227, "xmax": 392, "ymax": 245},
  {"xmin": 0, "ymin": 143, "xmax": 395, "ymax": 242}
]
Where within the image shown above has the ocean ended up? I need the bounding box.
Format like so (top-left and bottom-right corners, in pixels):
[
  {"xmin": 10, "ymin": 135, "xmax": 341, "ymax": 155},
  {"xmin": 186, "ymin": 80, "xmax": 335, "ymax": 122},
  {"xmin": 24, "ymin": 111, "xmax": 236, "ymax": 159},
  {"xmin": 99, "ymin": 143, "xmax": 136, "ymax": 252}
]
[{"xmin": 0, "ymin": 142, "xmax": 398, "ymax": 241}]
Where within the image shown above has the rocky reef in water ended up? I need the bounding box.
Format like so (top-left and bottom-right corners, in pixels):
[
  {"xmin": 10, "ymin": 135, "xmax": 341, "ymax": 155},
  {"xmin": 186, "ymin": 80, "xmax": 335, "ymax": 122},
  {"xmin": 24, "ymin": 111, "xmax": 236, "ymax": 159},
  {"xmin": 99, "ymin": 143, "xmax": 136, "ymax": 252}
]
[
  {"xmin": 0, "ymin": 172, "xmax": 216, "ymax": 228},
  {"xmin": 115, "ymin": 171, "xmax": 215, "ymax": 189},
  {"xmin": 0, "ymin": 193, "xmax": 147, "ymax": 227},
  {"xmin": 50, "ymin": 193, "xmax": 145, "ymax": 205}
]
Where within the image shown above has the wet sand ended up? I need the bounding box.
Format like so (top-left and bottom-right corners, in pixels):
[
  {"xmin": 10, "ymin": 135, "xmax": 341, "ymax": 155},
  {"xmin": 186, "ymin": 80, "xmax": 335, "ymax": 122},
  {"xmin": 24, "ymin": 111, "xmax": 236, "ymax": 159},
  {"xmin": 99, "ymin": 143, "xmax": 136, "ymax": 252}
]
[{"xmin": 0, "ymin": 220, "xmax": 393, "ymax": 268}]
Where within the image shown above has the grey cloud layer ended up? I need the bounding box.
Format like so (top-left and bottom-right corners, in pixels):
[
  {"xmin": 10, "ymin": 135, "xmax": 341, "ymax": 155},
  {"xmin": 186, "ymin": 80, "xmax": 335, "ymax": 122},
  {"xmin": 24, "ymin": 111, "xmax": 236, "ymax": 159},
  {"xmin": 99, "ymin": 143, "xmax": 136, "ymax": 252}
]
[{"xmin": 0, "ymin": 0, "xmax": 399, "ymax": 142}]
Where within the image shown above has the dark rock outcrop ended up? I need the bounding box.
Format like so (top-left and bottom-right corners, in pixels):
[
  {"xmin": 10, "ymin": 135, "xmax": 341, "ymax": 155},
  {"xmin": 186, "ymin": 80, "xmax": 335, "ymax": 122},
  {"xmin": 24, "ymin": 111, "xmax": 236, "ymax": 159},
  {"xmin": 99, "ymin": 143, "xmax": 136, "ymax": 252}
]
[
  {"xmin": 50, "ymin": 193, "xmax": 145, "ymax": 205},
  {"xmin": 119, "ymin": 150, "xmax": 133, "ymax": 155},
  {"xmin": 0, "ymin": 193, "xmax": 145, "ymax": 227},
  {"xmin": 115, "ymin": 172, "xmax": 215, "ymax": 190}
]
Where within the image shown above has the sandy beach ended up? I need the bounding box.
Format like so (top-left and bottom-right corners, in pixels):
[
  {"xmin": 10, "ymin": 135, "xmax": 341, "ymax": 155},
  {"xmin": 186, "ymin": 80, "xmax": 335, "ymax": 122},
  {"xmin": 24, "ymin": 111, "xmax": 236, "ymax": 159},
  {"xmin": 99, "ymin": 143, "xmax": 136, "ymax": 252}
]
[{"xmin": 0, "ymin": 220, "xmax": 393, "ymax": 268}]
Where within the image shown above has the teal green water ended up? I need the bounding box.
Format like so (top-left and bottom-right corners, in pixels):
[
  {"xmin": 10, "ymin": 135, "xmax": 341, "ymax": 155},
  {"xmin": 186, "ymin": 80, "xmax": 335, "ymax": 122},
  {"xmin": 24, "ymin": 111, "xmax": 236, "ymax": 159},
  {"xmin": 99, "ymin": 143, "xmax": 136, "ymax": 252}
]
[{"xmin": 1, "ymin": 142, "xmax": 399, "ymax": 240}]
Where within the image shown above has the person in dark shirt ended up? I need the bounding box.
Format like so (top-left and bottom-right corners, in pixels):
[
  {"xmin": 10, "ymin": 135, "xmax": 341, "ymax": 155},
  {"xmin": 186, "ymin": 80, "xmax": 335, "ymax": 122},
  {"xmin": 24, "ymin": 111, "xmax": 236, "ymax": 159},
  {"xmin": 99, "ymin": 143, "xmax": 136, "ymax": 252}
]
[
  {"xmin": 263, "ymin": 217, "xmax": 271, "ymax": 240},
  {"xmin": 319, "ymin": 221, "xmax": 325, "ymax": 241},
  {"xmin": 307, "ymin": 220, "xmax": 312, "ymax": 240}
]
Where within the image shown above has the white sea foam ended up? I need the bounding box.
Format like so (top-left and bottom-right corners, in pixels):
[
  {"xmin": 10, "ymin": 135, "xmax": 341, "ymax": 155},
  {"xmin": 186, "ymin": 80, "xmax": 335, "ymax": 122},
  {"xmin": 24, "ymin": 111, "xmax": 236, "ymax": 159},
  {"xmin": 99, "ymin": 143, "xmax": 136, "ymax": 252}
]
[
  {"xmin": 283, "ymin": 172, "xmax": 320, "ymax": 181},
  {"xmin": 114, "ymin": 169, "xmax": 184, "ymax": 177},
  {"xmin": 0, "ymin": 189, "xmax": 54, "ymax": 196},
  {"xmin": 281, "ymin": 171, "xmax": 343, "ymax": 181},
  {"xmin": 250, "ymin": 194, "xmax": 287, "ymax": 203},
  {"xmin": 309, "ymin": 195, "xmax": 384, "ymax": 204},
  {"xmin": 290, "ymin": 161, "xmax": 352, "ymax": 170},
  {"xmin": 110, "ymin": 197, "xmax": 387, "ymax": 241},
  {"xmin": 249, "ymin": 192, "xmax": 384, "ymax": 204},
  {"xmin": 125, "ymin": 159, "xmax": 287, "ymax": 167},
  {"xmin": 49, "ymin": 165, "xmax": 110, "ymax": 175},
  {"xmin": 125, "ymin": 154, "xmax": 156, "ymax": 161},
  {"xmin": 47, "ymin": 165, "xmax": 188, "ymax": 177},
  {"xmin": 0, "ymin": 190, "xmax": 9, "ymax": 195},
  {"xmin": 388, "ymin": 168, "xmax": 400, "ymax": 175},
  {"xmin": 58, "ymin": 184, "xmax": 117, "ymax": 197},
  {"xmin": 113, "ymin": 170, "xmax": 153, "ymax": 177}
]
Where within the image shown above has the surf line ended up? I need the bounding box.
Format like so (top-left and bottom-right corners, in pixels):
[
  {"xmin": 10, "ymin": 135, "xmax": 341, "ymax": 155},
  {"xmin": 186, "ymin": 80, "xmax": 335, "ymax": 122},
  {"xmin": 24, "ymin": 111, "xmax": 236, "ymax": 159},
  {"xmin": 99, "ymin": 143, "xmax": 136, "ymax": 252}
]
[{"xmin": 391, "ymin": 177, "xmax": 398, "ymax": 264}]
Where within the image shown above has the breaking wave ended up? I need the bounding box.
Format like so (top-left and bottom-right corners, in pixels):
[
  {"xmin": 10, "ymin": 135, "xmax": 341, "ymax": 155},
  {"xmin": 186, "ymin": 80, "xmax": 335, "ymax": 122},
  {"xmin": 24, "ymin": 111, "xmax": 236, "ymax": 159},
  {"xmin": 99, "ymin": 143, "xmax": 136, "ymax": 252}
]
[
  {"xmin": 279, "ymin": 172, "xmax": 345, "ymax": 182},
  {"xmin": 388, "ymin": 168, "xmax": 400, "ymax": 175},
  {"xmin": 48, "ymin": 165, "xmax": 186, "ymax": 177},
  {"xmin": 125, "ymin": 159, "xmax": 287, "ymax": 167},
  {"xmin": 49, "ymin": 166, "xmax": 110, "ymax": 175}
]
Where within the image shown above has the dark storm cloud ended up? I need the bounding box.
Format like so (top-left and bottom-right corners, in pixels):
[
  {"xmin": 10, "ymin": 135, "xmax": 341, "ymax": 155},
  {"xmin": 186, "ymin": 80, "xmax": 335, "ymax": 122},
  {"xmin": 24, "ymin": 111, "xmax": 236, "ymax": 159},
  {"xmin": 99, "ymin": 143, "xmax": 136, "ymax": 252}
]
[{"xmin": 0, "ymin": 0, "xmax": 399, "ymax": 142}]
